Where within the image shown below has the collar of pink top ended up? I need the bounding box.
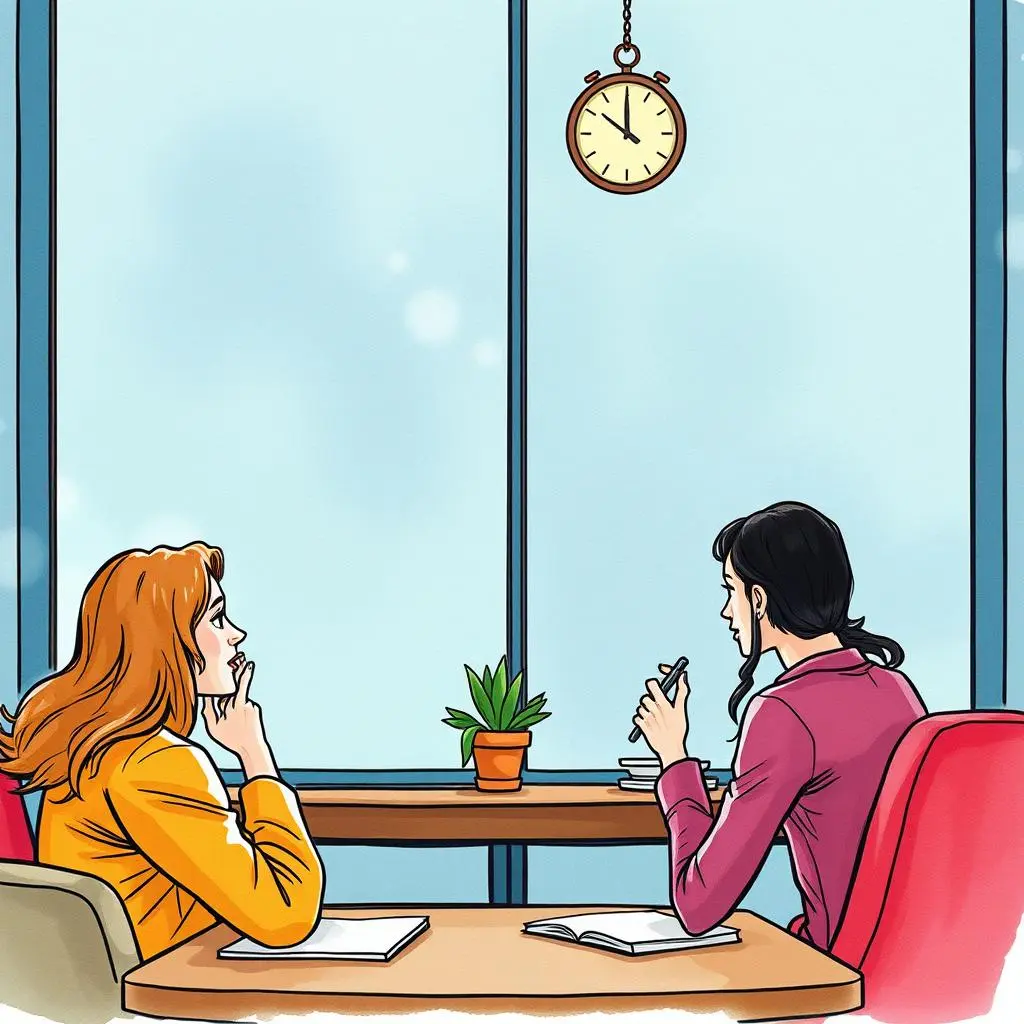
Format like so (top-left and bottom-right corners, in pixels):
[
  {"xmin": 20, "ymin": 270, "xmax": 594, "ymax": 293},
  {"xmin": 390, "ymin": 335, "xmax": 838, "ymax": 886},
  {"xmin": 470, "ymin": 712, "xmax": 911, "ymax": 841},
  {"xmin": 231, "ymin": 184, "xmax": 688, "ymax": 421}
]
[{"xmin": 774, "ymin": 646, "xmax": 868, "ymax": 685}]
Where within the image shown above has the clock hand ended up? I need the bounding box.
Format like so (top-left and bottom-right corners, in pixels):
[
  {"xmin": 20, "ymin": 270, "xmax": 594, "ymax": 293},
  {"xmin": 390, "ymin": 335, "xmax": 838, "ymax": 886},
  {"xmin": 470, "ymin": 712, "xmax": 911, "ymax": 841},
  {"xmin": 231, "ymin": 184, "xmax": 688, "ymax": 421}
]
[
  {"xmin": 601, "ymin": 112, "xmax": 642, "ymax": 144},
  {"xmin": 601, "ymin": 111, "xmax": 626, "ymax": 133},
  {"xmin": 624, "ymin": 86, "xmax": 631, "ymax": 135}
]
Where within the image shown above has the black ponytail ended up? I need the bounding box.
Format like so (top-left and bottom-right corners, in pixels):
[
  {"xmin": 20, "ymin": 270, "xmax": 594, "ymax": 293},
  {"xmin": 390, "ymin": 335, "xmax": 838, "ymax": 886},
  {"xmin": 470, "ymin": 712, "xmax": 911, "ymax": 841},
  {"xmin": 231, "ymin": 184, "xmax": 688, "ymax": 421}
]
[
  {"xmin": 713, "ymin": 501, "xmax": 904, "ymax": 730},
  {"xmin": 836, "ymin": 616, "xmax": 904, "ymax": 669}
]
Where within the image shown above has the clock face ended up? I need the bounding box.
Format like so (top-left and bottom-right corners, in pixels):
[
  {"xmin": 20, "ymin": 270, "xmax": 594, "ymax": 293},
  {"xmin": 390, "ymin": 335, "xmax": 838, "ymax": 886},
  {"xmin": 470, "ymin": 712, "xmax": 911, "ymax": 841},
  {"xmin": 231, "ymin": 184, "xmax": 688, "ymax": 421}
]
[{"xmin": 570, "ymin": 78, "xmax": 684, "ymax": 191}]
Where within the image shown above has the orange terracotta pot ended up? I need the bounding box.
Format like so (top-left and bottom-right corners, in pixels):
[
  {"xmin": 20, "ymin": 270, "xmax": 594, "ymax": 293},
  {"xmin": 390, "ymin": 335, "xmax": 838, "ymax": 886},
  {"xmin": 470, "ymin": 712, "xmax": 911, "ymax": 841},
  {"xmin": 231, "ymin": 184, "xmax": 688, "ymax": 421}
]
[{"xmin": 472, "ymin": 731, "xmax": 532, "ymax": 791}]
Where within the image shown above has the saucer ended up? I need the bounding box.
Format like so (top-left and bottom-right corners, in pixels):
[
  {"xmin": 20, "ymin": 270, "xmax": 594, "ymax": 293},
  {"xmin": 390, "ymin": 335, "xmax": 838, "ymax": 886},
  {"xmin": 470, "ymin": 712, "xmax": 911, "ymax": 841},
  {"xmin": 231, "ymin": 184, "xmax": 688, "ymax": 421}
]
[
  {"xmin": 617, "ymin": 778, "xmax": 657, "ymax": 791},
  {"xmin": 617, "ymin": 775, "xmax": 719, "ymax": 792}
]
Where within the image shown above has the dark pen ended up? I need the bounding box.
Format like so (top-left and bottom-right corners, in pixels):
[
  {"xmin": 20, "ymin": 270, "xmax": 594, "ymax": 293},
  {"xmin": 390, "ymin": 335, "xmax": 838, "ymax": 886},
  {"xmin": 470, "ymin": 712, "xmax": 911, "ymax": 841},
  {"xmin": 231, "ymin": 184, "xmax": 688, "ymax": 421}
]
[{"xmin": 627, "ymin": 655, "xmax": 689, "ymax": 743}]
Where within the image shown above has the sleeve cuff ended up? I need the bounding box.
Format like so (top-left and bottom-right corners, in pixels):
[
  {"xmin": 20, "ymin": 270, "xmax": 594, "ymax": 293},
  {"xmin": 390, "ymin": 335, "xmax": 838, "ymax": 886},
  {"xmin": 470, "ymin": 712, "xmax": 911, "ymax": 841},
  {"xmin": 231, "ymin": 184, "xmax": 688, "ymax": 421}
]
[
  {"xmin": 655, "ymin": 758, "xmax": 710, "ymax": 813},
  {"xmin": 238, "ymin": 776, "xmax": 303, "ymax": 821}
]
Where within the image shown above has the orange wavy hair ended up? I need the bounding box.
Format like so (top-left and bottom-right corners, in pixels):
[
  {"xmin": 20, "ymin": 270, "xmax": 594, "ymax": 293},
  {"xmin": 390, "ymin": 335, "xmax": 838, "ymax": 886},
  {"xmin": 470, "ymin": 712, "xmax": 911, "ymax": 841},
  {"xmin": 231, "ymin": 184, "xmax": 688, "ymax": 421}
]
[{"xmin": 0, "ymin": 542, "xmax": 224, "ymax": 798}]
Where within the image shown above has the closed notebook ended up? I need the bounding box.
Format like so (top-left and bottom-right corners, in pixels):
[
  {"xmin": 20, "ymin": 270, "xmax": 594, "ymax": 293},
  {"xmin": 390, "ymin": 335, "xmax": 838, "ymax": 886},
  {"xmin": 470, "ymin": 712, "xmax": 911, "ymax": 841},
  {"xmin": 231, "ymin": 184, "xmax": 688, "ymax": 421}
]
[
  {"xmin": 523, "ymin": 910, "xmax": 739, "ymax": 956},
  {"xmin": 218, "ymin": 915, "xmax": 430, "ymax": 961}
]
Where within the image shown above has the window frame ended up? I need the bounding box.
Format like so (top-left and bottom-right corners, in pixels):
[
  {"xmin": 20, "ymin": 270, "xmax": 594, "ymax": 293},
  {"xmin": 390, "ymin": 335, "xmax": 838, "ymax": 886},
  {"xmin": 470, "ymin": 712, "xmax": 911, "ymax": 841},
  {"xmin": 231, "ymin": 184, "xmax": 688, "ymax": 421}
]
[{"xmin": 12, "ymin": 0, "xmax": 1010, "ymax": 902}]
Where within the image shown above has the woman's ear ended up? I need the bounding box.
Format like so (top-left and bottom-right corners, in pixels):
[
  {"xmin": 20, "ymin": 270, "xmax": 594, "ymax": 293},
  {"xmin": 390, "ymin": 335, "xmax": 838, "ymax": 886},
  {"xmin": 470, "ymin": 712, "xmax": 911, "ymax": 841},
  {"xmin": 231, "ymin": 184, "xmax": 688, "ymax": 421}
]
[{"xmin": 751, "ymin": 585, "xmax": 767, "ymax": 620}]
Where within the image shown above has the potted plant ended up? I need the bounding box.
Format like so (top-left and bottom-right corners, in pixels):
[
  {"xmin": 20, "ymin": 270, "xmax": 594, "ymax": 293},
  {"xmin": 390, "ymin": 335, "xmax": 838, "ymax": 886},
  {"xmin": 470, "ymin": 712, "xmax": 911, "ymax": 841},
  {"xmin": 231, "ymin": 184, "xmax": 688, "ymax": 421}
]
[{"xmin": 442, "ymin": 657, "xmax": 550, "ymax": 792}]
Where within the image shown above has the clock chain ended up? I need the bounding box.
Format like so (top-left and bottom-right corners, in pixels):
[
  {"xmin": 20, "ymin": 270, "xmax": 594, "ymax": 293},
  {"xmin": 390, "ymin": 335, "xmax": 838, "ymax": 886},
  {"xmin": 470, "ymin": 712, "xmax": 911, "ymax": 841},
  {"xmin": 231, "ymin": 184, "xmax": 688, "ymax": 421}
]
[{"xmin": 622, "ymin": 0, "xmax": 632, "ymax": 50}]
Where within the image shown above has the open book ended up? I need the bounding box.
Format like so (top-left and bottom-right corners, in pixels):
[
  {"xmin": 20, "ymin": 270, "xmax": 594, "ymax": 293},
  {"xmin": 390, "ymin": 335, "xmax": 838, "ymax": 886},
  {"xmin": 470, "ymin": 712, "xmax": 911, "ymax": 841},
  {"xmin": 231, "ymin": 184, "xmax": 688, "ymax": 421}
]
[
  {"xmin": 523, "ymin": 910, "xmax": 739, "ymax": 956},
  {"xmin": 218, "ymin": 915, "xmax": 430, "ymax": 961}
]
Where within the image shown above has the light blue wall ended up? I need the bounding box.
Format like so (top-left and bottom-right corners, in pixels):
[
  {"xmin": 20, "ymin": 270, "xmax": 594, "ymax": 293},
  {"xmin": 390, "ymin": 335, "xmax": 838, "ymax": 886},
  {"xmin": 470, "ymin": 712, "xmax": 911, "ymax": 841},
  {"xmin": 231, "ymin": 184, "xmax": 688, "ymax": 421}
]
[
  {"xmin": 527, "ymin": 843, "xmax": 801, "ymax": 926},
  {"xmin": 321, "ymin": 847, "xmax": 488, "ymax": 905}
]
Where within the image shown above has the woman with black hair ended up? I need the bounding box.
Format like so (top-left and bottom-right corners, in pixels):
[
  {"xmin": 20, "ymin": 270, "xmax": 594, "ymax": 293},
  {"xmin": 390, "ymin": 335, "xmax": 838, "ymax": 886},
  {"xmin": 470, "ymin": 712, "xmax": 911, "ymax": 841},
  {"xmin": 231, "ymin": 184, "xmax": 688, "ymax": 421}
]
[{"xmin": 633, "ymin": 501, "xmax": 927, "ymax": 951}]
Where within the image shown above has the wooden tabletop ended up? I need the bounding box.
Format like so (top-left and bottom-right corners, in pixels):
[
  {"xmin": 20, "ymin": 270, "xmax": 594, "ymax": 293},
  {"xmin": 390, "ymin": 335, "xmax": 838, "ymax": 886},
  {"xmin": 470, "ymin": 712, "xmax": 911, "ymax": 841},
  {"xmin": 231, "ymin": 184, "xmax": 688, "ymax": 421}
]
[
  {"xmin": 122, "ymin": 905, "xmax": 860, "ymax": 1020},
  {"xmin": 228, "ymin": 783, "xmax": 726, "ymax": 842}
]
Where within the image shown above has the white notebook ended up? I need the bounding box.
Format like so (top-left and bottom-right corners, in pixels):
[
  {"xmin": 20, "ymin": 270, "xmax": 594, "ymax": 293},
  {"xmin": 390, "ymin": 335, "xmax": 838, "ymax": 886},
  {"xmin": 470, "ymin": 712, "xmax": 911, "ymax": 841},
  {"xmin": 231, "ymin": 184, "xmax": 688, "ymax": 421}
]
[
  {"xmin": 523, "ymin": 910, "xmax": 739, "ymax": 956},
  {"xmin": 218, "ymin": 915, "xmax": 430, "ymax": 961}
]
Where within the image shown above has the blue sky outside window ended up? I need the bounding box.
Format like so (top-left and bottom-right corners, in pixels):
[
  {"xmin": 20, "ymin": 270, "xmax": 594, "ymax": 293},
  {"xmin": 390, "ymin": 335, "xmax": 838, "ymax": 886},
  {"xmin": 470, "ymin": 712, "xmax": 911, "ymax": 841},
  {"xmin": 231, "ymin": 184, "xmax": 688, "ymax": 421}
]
[{"xmin": 54, "ymin": 1, "xmax": 508, "ymax": 771}]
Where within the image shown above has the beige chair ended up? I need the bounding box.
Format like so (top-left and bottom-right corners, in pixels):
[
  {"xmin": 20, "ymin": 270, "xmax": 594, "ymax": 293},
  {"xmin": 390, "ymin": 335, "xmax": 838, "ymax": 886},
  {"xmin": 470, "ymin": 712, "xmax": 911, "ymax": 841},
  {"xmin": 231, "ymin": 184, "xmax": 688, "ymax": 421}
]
[{"xmin": 0, "ymin": 859, "xmax": 141, "ymax": 1024}]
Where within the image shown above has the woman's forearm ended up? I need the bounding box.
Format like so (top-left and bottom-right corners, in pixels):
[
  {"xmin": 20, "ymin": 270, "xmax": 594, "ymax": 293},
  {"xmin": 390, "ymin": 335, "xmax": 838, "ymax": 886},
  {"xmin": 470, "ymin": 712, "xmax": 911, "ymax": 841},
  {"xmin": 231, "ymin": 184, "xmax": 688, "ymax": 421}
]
[{"xmin": 239, "ymin": 738, "xmax": 279, "ymax": 780}]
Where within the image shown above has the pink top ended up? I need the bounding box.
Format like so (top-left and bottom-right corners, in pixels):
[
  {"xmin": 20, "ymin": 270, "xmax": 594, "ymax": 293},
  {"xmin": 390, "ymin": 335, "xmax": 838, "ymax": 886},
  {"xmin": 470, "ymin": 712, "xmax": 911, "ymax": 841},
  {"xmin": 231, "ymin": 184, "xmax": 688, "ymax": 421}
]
[{"xmin": 655, "ymin": 648, "xmax": 926, "ymax": 950}]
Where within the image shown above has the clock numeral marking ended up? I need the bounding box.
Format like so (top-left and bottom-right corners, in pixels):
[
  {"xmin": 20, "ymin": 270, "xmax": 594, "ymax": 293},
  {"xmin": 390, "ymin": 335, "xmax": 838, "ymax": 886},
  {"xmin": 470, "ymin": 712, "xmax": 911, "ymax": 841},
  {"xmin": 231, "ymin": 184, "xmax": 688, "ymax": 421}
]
[
  {"xmin": 585, "ymin": 108, "xmax": 597, "ymax": 116},
  {"xmin": 580, "ymin": 131, "xmax": 592, "ymax": 135},
  {"xmin": 661, "ymin": 131, "xmax": 673, "ymax": 136},
  {"xmin": 585, "ymin": 150, "xmax": 597, "ymax": 159},
  {"xmin": 601, "ymin": 91, "xmax": 610, "ymax": 103},
  {"xmin": 644, "ymin": 91, "xmax": 651, "ymax": 102},
  {"xmin": 602, "ymin": 163, "xmax": 610, "ymax": 175},
  {"xmin": 657, "ymin": 108, "xmax": 667, "ymax": 116},
  {"xmin": 644, "ymin": 163, "xmax": 652, "ymax": 175},
  {"xmin": 657, "ymin": 151, "xmax": 669, "ymax": 160},
  {"xmin": 625, "ymin": 168, "xmax": 629, "ymax": 181}
]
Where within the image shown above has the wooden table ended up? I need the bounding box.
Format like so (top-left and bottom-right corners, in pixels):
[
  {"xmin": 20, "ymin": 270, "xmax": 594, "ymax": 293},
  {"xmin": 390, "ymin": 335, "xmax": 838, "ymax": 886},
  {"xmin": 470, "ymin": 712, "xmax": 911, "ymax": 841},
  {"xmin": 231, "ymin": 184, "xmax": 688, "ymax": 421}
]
[
  {"xmin": 228, "ymin": 784, "xmax": 725, "ymax": 843},
  {"xmin": 121, "ymin": 905, "xmax": 862, "ymax": 1021}
]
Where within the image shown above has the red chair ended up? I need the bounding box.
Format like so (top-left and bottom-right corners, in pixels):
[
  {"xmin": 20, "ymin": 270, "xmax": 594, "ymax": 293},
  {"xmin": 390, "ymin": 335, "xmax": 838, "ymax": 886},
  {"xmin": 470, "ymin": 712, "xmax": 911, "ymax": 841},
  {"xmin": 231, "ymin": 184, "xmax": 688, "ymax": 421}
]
[
  {"xmin": 0, "ymin": 772, "xmax": 33, "ymax": 862},
  {"xmin": 828, "ymin": 711, "xmax": 1024, "ymax": 1023}
]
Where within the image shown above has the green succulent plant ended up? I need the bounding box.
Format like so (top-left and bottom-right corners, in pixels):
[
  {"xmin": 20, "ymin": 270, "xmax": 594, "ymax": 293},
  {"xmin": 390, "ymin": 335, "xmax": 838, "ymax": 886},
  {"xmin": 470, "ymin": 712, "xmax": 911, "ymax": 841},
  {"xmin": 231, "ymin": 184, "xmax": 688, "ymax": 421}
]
[{"xmin": 441, "ymin": 657, "xmax": 551, "ymax": 767}]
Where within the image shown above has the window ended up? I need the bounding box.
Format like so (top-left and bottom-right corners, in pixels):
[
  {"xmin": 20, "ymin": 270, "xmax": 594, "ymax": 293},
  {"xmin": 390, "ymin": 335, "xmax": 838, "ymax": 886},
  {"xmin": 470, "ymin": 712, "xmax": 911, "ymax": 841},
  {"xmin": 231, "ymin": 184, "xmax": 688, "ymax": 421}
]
[
  {"xmin": 56, "ymin": 0, "xmax": 508, "ymax": 771},
  {"xmin": 9, "ymin": 0, "xmax": 1008, "ymax": 918}
]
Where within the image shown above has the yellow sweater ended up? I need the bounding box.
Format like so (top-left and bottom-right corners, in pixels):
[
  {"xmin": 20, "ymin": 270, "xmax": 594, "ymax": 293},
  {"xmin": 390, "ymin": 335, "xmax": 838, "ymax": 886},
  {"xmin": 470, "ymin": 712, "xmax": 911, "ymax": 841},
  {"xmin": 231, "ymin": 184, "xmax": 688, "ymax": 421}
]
[{"xmin": 37, "ymin": 729, "xmax": 324, "ymax": 961}]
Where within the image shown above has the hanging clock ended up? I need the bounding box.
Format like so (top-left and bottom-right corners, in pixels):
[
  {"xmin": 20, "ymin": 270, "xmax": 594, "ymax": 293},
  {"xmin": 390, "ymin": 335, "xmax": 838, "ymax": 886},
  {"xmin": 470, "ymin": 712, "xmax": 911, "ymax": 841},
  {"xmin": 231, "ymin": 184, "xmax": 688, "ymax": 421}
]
[{"xmin": 566, "ymin": 3, "xmax": 686, "ymax": 194}]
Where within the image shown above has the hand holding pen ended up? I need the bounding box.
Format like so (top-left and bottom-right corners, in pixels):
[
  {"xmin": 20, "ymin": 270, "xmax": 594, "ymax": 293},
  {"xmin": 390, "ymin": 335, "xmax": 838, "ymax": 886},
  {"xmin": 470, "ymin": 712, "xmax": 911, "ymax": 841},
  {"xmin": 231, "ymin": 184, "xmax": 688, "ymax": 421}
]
[{"xmin": 630, "ymin": 655, "xmax": 691, "ymax": 768}]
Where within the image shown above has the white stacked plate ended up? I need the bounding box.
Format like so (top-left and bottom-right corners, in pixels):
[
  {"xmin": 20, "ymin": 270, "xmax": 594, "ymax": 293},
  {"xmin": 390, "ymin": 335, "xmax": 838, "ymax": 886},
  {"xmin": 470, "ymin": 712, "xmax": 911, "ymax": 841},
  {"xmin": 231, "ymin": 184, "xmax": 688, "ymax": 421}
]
[{"xmin": 617, "ymin": 757, "xmax": 716, "ymax": 791}]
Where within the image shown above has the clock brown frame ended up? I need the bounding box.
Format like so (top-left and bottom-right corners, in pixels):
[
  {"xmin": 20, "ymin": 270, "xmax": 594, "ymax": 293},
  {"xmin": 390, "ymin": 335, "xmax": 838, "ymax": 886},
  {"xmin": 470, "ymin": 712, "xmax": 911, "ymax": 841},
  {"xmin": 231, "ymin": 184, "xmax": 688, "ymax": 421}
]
[{"xmin": 566, "ymin": 71, "xmax": 687, "ymax": 195}]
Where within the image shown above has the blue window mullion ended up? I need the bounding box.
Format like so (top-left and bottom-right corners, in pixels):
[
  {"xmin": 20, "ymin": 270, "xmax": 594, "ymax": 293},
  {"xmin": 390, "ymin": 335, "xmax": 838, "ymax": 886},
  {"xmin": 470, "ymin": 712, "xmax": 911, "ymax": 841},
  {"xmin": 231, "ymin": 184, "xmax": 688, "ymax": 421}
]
[
  {"xmin": 493, "ymin": 0, "xmax": 528, "ymax": 907},
  {"xmin": 15, "ymin": 0, "xmax": 57, "ymax": 697},
  {"xmin": 971, "ymin": 0, "xmax": 1007, "ymax": 709}
]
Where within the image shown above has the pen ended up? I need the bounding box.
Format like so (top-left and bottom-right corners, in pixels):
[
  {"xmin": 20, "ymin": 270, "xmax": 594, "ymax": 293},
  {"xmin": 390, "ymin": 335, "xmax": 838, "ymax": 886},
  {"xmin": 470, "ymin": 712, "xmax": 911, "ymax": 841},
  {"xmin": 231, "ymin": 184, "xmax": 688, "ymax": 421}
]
[{"xmin": 628, "ymin": 655, "xmax": 689, "ymax": 743}]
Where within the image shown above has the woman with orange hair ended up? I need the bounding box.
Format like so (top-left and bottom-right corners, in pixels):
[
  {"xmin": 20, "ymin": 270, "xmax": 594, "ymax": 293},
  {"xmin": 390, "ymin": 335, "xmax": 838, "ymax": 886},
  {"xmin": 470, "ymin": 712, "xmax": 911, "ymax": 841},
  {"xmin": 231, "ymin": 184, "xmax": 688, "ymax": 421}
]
[{"xmin": 0, "ymin": 542, "xmax": 324, "ymax": 960}]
